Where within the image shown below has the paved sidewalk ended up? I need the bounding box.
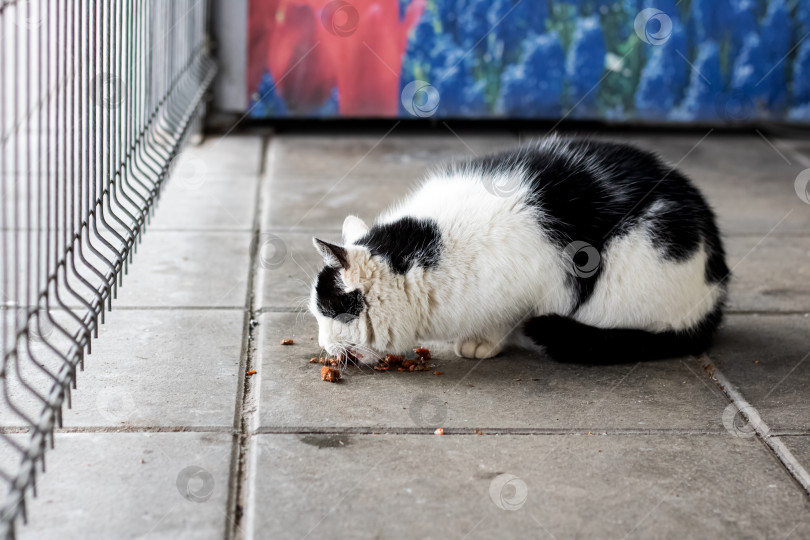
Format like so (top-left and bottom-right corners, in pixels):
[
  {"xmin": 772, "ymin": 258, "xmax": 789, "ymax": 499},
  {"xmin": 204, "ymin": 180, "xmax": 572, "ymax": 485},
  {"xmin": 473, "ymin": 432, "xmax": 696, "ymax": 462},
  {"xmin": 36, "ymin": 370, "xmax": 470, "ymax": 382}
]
[{"xmin": 12, "ymin": 130, "xmax": 810, "ymax": 539}]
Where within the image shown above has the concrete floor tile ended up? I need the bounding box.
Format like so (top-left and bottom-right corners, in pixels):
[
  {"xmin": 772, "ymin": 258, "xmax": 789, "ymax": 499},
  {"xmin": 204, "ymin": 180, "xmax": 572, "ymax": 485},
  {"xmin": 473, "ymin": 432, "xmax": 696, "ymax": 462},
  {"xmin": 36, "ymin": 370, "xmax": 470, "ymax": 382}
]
[
  {"xmin": 63, "ymin": 309, "xmax": 242, "ymax": 428},
  {"xmin": 778, "ymin": 437, "xmax": 810, "ymax": 489},
  {"xmin": 264, "ymin": 133, "xmax": 517, "ymax": 230},
  {"xmin": 175, "ymin": 135, "xmax": 263, "ymax": 177},
  {"xmin": 250, "ymin": 433, "xmax": 810, "ymax": 540},
  {"xmin": 0, "ymin": 309, "xmax": 242, "ymax": 428},
  {"xmin": 710, "ymin": 314, "xmax": 810, "ymax": 430},
  {"xmin": 255, "ymin": 231, "xmax": 331, "ymax": 311},
  {"xmin": 149, "ymin": 175, "xmax": 257, "ymax": 231},
  {"xmin": 726, "ymin": 235, "xmax": 810, "ymax": 312},
  {"xmin": 16, "ymin": 432, "xmax": 232, "ymax": 540},
  {"xmin": 113, "ymin": 231, "xmax": 250, "ymax": 308},
  {"xmin": 257, "ymin": 313, "xmax": 729, "ymax": 431},
  {"xmin": 781, "ymin": 437, "xmax": 810, "ymax": 462}
]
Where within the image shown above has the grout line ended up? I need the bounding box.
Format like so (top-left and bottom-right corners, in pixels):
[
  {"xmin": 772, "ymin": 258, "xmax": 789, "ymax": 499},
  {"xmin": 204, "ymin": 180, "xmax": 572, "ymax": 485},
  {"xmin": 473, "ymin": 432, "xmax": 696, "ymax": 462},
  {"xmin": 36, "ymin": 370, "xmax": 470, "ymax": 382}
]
[
  {"xmin": 724, "ymin": 232, "xmax": 810, "ymax": 237},
  {"xmin": 724, "ymin": 311, "xmax": 810, "ymax": 316},
  {"xmin": 0, "ymin": 426, "xmax": 237, "ymax": 434},
  {"xmin": 703, "ymin": 357, "xmax": 810, "ymax": 498},
  {"xmin": 58, "ymin": 306, "xmax": 245, "ymax": 311},
  {"xmin": 256, "ymin": 307, "xmax": 307, "ymax": 314},
  {"xmin": 262, "ymin": 227, "xmax": 342, "ymax": 234},
  {"xmin": 253, "ymin": 427, "xmax": 747, "ymax": 436},
  {"xmin": 223, "ymin": 135, "xmax": 272, "ymax": 540}
]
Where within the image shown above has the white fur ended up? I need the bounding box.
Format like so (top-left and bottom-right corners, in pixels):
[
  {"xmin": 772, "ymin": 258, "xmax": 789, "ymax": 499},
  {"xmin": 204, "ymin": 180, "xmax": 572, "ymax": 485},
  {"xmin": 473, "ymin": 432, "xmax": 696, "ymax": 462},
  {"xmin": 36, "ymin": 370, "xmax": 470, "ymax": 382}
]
[{"xmin": 310, "ymin": 167, "xmax": 722, "ymax": 359}]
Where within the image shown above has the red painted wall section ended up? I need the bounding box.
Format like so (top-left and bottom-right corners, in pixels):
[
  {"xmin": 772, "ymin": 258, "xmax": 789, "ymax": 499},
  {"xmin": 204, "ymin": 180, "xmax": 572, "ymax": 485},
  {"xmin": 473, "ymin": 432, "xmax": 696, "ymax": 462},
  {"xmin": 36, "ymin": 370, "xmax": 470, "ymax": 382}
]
[{"xmin": 248, "ymin": 0, "xmax": 424, "ymax": 116}]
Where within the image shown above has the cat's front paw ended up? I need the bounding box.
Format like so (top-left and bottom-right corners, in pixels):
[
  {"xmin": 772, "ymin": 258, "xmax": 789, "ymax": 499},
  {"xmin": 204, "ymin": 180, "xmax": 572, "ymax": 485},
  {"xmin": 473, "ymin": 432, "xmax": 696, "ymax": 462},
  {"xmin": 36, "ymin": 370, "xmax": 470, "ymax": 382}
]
[{"xmin": 454, "ymin": 339, "xmax": 502, "ymax": 359}]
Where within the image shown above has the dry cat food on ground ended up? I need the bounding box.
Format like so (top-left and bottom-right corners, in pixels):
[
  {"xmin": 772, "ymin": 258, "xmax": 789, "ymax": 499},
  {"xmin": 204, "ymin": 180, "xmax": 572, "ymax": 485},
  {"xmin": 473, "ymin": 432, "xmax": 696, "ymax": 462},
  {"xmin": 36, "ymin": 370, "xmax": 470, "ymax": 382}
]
[
  {"xmin": 280, "ymin": 339, "xmax": 295, "ymax": 345},
  {"xmin": 314, "ymin": 347, "xmax": 432, "ymax": 381},
  {"xmin": 320, "ymin": 366, "xmax": 341, "ymax": 383},
  {"xmin": 247, "ymin": 370, "xmax": 257, "ymax": 376},
  {"xmin": 374, "ymin": 349, "xmax": 432, "ymax": 373}
]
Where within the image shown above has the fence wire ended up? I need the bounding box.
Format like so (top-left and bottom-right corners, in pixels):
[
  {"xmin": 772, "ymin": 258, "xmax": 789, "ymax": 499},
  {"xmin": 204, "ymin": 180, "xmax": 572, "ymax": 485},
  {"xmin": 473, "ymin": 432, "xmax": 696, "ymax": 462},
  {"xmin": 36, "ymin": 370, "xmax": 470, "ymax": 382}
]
[{"xmin": 0, "ymin": 0, "xmax": 216, "ymax": 536}]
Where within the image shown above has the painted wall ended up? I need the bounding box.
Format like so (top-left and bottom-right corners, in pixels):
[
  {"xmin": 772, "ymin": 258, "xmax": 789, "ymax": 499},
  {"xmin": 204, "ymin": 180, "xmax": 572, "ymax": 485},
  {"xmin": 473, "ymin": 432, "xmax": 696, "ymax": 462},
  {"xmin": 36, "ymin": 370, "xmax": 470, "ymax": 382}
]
[{"xmin": 248, "ymin": 0, "xmax": 810, "ymax": 122}]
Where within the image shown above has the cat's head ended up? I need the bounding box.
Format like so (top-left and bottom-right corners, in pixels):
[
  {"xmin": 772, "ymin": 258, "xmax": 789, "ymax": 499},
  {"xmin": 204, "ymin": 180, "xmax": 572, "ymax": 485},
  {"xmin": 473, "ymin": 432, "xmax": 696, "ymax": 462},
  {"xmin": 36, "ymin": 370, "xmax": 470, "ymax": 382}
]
[{"xmin": 309, "ymin": 216, "xmax": 410, "ymax": 360}]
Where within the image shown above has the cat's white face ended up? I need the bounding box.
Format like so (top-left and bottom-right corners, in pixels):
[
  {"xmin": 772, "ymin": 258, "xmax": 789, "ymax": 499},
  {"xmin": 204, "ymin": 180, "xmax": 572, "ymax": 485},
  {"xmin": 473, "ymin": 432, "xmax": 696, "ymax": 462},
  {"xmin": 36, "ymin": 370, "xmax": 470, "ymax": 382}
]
[{"xmin": 308, "ymin": 216, "xmax": 393, "ymax": 360}]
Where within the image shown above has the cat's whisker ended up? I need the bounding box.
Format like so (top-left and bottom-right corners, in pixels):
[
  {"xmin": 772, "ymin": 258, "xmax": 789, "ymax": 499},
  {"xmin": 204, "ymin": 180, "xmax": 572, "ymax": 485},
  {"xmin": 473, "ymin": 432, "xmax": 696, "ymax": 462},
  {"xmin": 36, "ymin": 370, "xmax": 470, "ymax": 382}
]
[
  {"xmin": 291, "ymin": 278, "xmax": 312, "ymax": 291},
  {"xmin": 349, "ymin": 343, "xmax": 383, "ymax": 365}
]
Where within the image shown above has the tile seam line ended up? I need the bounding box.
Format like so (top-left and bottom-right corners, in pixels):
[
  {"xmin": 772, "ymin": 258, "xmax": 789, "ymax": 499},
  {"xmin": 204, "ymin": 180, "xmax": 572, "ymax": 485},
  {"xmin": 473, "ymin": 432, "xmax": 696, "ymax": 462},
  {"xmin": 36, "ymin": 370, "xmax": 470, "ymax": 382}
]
[
  {"xmin": 250, "ymin": 428, "xmax": 736, "ymax": 436},
  {"xmin": 223, "ymin": 134, "xmax": 270, "ymax": 540},
  {"xmin": 703, "ymin": 356, "xmax": 810, "ymax": 498},
  {"xmin": 0, "ymin": 427, "xmax": 238, "ymax": 434}
]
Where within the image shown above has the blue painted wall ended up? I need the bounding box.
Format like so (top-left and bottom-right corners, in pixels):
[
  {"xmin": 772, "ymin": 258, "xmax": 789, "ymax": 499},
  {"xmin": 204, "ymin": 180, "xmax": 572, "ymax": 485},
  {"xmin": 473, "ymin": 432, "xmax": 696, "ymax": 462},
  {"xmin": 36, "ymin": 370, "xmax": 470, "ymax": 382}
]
[{"xmin": 252, "ymin": 0, "xmax": 810, "ymax": 122}]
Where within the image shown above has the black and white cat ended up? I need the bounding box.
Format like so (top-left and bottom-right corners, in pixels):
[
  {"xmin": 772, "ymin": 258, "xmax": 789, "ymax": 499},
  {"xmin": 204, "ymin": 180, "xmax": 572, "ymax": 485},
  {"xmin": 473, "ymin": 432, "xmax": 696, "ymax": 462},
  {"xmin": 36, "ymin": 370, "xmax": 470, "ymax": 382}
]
[{"xmin": 309, "ymin": 136, "xmax": 728, "ymax": 364}]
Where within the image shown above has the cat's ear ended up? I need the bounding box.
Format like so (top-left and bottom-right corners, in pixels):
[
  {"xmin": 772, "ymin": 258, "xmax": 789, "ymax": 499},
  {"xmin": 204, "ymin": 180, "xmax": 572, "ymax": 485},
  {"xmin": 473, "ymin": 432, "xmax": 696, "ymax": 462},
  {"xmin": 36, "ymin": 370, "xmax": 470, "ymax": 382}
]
[
  {"xmin": 342, "ymin": 215, "xmax": 369, "ymax": 245},
  {"xmin": 313, "ymin": 238, "xmax": 350, "ymax": 269}
]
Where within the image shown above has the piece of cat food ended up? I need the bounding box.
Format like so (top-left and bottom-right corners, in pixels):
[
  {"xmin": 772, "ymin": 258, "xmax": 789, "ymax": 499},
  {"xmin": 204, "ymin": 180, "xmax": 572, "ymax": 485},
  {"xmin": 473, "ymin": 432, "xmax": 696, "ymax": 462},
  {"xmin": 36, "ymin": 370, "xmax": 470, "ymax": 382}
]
[
  {"xmin": 320, "ymin": 366, "xmax": 340, "ymax": 383},
  {"xmin": 280, "ymin": 339, "xmax": 295, "ymax": 345},
  {"xmin": 433, "ymin": 371, "xmax": 443, "ymax": 376},
  {"xmin": 374, "ymin": 350, "xmax": 433, "ymax": 374},
  {"xmin": 309, "ymin": 357, "xmax": 318, "ymax": 364},
  {"xmin": 384, "ymin": 354, "xmax": 404, "ymax": 366},
  {"xmin": 247, "ymin": 370, "xmax": 257, "ymax": 376},
  {"xmin": 434, "ymin": 428, "xmax": 444, "ymax": 435}
]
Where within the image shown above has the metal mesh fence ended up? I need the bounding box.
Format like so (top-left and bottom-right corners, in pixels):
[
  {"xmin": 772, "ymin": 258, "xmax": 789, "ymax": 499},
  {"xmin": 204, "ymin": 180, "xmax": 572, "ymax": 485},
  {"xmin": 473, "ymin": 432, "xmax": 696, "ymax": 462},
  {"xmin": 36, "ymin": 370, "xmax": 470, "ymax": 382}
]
[{"xmin": 0, "ymin": 0, "xmax": 216, "ymax": 536}]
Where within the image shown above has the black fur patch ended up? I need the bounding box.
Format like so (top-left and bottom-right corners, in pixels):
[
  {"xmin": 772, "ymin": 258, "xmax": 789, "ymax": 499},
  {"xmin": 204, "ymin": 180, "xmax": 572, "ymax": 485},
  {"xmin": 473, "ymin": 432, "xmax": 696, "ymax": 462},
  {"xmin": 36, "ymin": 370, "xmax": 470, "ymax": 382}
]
[
  {"xmin": 471, "ymin": 138, "xmax": 729, "ymax": 309},
  {"xmin": 524, "ymin": 303, "xmax": 724, "ymax": 364},
  {"xmin": 356, "ymin": 217, "xmax": 443, "ymax": 274},
  {"xmin": 315, "ymin": 266, "xmax": 364, "ymax": 321}
]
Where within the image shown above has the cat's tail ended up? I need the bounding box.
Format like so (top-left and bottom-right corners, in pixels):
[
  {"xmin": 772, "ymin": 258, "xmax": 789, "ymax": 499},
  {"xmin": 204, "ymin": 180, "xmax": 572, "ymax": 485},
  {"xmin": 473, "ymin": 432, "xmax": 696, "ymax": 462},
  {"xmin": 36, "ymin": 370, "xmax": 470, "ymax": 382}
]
[{"xmin": 522, "ymin": 308, "xmax": 723, "ymax": 364}]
